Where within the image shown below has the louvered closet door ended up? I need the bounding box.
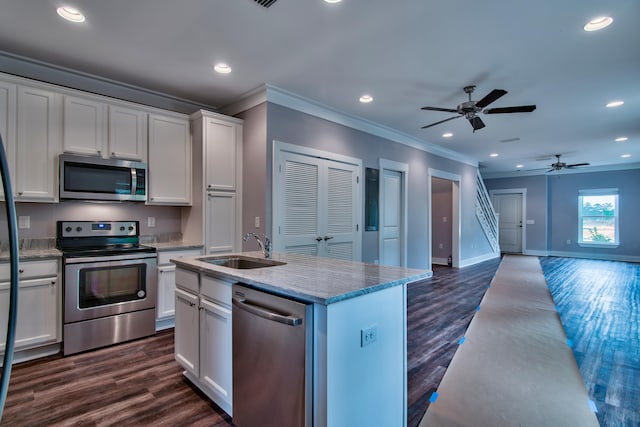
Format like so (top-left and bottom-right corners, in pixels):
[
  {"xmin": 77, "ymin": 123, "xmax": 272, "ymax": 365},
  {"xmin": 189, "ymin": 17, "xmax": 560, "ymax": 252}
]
[
  {"xmin": 277, "ymin": 152, "xmax": 359, "ymax": 261},
  {"xmin": 324, "ymin": 161, "xmax": 359, "ymax": 260},
  {"xmin": 279, "ymin": 153, "xmax": 323, "ymax": 256}
]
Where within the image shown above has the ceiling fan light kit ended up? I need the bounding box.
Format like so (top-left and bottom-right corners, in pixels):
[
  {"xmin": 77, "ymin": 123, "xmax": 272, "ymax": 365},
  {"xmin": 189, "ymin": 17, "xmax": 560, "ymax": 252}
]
[
  {"xmin": 421, "ymin": 85, "xmax": 536, "ymax": 132},
  {"xmin": 547, "ymin": 154, "xmax": 590, "ymax": 172}
]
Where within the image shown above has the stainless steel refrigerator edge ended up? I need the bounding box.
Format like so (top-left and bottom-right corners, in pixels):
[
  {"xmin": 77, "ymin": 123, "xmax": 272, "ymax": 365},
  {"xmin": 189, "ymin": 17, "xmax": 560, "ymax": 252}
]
[{"xmin": 232, "ymin": 284, "xmax": 313, "ymax": 427}]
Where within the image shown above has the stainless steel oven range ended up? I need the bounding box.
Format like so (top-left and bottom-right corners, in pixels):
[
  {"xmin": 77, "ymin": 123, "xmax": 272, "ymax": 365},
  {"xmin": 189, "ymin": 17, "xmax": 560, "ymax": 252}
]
[{"xmin": 56, "ymin": 220, "xmax": 157, "ymax": 355}]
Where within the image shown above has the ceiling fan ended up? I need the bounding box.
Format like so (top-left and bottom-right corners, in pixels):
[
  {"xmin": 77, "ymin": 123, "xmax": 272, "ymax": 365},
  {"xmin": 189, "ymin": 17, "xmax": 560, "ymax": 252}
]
[
  {"xmin": 548, "ymin": 154, "xmax": 590, "ymax": 172},
  {"xmin": 421, "ymin": 85, "xmax": 536, "ymax": 132}
]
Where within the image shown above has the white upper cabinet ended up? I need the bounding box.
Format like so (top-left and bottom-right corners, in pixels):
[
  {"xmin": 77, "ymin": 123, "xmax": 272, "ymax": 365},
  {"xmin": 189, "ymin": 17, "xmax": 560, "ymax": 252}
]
[
  {"xmin": 205, "ymin": 117, "xmax": 242, "ymax": 192},
  {"xmin": 62, "ymin": 95, "xmax": 106, "ymax": 157},
  {"xmin": 108, "ymin": 104, "xmax": 147, "ymax": 161},
  {"xmin": 0, "ymin": 81, "xmax": 16, "ymax": 200},
  {"xmin": 147, "ymin": 113, "xmax": 191, "ymax": 205},
  {"xmin": 16, "ymin": 85, "xmax": 61, "ymax": 202},
  {"xmin": 63, "ymin": 95, "xmax": 147, "ymax": 162}
]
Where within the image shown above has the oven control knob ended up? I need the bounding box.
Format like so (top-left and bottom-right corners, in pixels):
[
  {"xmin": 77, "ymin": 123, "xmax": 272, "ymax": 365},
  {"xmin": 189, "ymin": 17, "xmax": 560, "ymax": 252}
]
[
  {"xmin": 129, "ymin": 225, "xmax": 134, "ymax": 231},
  {"xmin": 120, "ymin": 226, "xmax": 125, "ymax": 231},
  {"xmin": 137, "ymin": 290, "xmax": 146, "ymax": 298},
  {"xmin": 76, "ymin": 226, "xmax": 82, "ymax": 232},
  {"xmin": 65, "ymin": 226, "xmax": 72, "ymax": 232}
]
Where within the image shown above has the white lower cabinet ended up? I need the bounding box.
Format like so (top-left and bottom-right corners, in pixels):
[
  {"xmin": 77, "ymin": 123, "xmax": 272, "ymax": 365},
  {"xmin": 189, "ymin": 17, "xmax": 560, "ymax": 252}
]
[
  {"xmin": 174, "ymin": 268, "xmax": 233, "ymax": 416},
  {"xmin": 156, "ymin": 248, "xmax": 202, "ymax": 330},
  {"xmin": 0, "ymin": 259, "xmax": 60, "ymax": 357}
]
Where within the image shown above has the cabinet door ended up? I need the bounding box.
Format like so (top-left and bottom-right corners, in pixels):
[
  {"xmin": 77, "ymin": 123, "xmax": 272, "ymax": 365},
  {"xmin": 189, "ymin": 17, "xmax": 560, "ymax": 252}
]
[
  {"xmin": 157, "ymin": 265, "xmax": 176, "ymax": 319},
  {"xmin": 63, "ymin": 95, "xmax": 106, "ymax": 156},
  {"xmin": 16, "ymin": 85, "xmax": 61, "ymax": 201},
  {"xmin": 108, "ymin": 105, "xmax": 147, "ymax": 161},
  {"xmin": 205, "ymin": 191, "xmax": 237, "ymax": 255},
  {"xmin": 0, "ymin": 276, "xmax": 58, "ymax": 352},
  {"xmin": 0, "ymin": 81, "xmax": 16, "ymax": 201},
  {"xmin": 174, "ymin": 287, "xmax": 199, "ymax": 376},
  {"xmin": 205, "ymin": 118, "xmax": 239, "ymax": 191},
  {"xmin": 199, "ymin": 296, "xmax": 232, "ymax": 409},
  {"xmin": 148, "ymin": 113, "xmax": 191, "ymax": 205}
]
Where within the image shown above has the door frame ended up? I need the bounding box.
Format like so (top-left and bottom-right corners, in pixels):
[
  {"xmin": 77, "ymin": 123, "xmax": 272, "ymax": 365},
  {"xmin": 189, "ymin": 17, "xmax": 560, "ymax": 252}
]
[
  {"xmin": 427, "ymin": 169, "xmax": 461, "ymax": 268},
  {"xmin": 272, "ymin": 140, "xmax": 363, "ymax": 260},
  {"xmin": 490, "ymin": 188, "xmax": 527, "ymax": 254},
  {"xmin": 378, "ymin": 159, "xmax": 408, "ymax": 267}
]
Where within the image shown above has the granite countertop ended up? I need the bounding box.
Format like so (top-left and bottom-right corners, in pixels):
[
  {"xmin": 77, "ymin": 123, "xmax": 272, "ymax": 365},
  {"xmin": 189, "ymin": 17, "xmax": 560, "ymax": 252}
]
[
  {"xmin": 148, "ymin": 241, "xmax": 204, "ymax": 251},
  {"xmin": 0, "ymin": 239, "xmax": 62, "ymax": 261},
  {"xmin": 171, "ymin": 251, "xmax": 431, "ymax": 305}
]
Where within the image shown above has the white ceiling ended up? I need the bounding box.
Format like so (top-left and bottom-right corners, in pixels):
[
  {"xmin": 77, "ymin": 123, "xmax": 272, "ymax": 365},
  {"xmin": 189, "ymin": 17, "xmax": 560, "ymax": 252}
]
[{"xmin": 1, "ymin": 0, "xmax": 638, "ymax": 175}]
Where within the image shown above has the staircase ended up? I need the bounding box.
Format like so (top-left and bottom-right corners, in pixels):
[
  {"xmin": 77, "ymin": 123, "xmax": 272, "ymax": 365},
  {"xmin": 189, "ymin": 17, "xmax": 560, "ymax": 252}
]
[{"xmin": 475, "ymin": 171, "xmax": 500, "ymax": 254}]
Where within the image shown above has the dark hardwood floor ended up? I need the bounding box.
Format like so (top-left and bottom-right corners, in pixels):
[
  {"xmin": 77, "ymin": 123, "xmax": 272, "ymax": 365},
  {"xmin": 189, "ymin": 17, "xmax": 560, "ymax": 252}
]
[
  {"xmin": 19, "ymin": 257, "xmax": 629, "ymax": 427},
  {"xmin": 539, "ymin": 257, "xmax": 640, "ymax": 427},
  {"xmin": 406, "ymin": 259, "xmax": 501, "ymax": 427}
]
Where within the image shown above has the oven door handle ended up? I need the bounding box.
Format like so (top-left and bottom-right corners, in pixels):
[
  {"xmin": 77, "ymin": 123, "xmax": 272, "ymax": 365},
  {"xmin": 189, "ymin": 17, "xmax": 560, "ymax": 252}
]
[{"xmin": 64, "ymin": 252, "xmax": 157, "ymax": 264}]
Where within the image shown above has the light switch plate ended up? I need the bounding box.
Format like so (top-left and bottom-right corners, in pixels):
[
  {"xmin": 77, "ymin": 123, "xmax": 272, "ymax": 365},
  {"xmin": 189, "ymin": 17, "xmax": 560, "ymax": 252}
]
[
  {"xmin": 254, "ymin": 216, "xmax": 260, "ymax": 228},
  {"xmin": 147, "ymin": 217, "xmax": 156, "ymax": 228}
]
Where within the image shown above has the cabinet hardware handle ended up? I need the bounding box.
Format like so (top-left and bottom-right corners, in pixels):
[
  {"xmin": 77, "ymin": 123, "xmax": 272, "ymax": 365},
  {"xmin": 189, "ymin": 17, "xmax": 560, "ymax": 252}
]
[
  {"xmin": 19, "ymin": 269, "xmax": 24, "ymax": 273},
  {"xmin": 51, "ymin": 281, "xmax": 56, "ymax": 285},
  {"xmin": 315, "ymin": 236, "xmax": 323, "ymax": 242},
  {"xmin": 18, "ymin": 192, "xmax": 23, "ymax": 196},
  {"xmin": 323, "ymin": 236, "xmax": 334, "ymax": 241},
  {"xmin": 111, "ymin": 152, "xmax": 115, "ymax": 156}
]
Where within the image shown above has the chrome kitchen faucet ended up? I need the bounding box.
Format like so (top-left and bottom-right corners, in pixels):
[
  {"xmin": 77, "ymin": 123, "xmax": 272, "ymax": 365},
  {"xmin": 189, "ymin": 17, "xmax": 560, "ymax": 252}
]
[{"xmin": 243, "ymin": 232, "xmax": 272, "ymax": 258}]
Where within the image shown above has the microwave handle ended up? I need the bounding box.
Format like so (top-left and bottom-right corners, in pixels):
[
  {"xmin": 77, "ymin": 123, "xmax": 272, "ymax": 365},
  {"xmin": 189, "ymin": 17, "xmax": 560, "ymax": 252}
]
[{"xmin": 131, "ymin": 168, "xmax": 138, "ymax": 195}]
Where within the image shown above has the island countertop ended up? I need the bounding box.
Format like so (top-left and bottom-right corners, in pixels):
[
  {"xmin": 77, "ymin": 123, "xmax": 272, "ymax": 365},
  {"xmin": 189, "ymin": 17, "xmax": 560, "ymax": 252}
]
[{"xmin": 171, "ymin": 251, "xmax": 431, "ymax": 305}]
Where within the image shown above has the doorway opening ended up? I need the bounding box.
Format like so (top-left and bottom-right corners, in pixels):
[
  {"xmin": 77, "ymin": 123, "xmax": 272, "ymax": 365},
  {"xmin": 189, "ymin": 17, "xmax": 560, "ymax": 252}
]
[{"xmin": 427, "ymin": 169, "xmax": 461, "ymax": 269}]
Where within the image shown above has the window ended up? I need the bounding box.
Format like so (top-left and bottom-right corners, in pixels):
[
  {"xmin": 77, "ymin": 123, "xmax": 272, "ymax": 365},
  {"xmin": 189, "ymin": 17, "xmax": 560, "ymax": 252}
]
[{"xmin": 578, "ymin": 189, "xmax": 619, "ymax": 246}]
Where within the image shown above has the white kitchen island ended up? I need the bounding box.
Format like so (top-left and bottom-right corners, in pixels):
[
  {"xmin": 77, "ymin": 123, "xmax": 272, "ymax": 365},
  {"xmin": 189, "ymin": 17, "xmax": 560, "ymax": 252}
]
[{"xmin": 171, "ymin": 252, "xmax": 430, "ymax": 427}]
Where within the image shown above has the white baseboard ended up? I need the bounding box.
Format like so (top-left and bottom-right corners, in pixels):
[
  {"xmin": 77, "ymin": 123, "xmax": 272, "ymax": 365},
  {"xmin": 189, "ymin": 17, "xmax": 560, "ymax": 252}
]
[
  {"xmin": 156, "ymin": 317, "xmax": 175, "ymax": 331},
  {"xmin": 1, "ymin": 343, "xmax": 61, "ymax": 366},
  {"xmin": 524, "ymin": 249, "xmax": 549, "ymax": 257},
  {"xmin": 459, "ymin": 251, "xmax": 501, "ymax": 268},
  {"xmin": 432, "ymin": 257, "xmax": 448, "ymax": 266}
]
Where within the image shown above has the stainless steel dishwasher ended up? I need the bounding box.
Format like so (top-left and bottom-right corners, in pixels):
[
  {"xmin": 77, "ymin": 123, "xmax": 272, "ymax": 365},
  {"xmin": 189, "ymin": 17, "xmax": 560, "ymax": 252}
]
[{"xmin": 232, "ymin": 283, "xmax": 312, "ymax": 427}]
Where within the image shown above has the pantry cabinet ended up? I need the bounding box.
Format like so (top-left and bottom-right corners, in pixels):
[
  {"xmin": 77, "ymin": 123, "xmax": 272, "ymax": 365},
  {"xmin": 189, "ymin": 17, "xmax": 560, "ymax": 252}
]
[
  {"xmin": 183, "ymin": 110, "xmax": 243, "ymax": 254},
  {"xmin": 0, "ymin": 259, "xmax": 61, "ymax": 356}
]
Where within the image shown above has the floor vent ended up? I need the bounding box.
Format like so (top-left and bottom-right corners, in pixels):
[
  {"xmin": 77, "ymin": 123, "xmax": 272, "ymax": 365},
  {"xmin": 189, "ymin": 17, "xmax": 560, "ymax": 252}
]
[{"xmin": 253, "ymin": 0, "xmax": 279, "ymax": 7}]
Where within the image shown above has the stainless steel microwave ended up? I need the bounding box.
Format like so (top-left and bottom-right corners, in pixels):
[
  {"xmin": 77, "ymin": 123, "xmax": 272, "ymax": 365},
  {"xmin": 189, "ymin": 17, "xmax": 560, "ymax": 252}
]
[{"xmin": 59, "ymin": 154, "xmax": 147, "ymax": 201}]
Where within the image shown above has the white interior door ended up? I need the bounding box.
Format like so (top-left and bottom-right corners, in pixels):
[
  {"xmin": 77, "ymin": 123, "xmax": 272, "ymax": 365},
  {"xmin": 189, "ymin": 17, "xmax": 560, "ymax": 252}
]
[
  {"xmin": 275, "ymin": 149, "xmax": 361, "ymax": 261},
  {"xmin": 493, "ymin": 193, "xmax": 523, "ymax": 253},
  {"xmin": 381, "ymin": 170, "xmax": 402, "ymax": 266}
]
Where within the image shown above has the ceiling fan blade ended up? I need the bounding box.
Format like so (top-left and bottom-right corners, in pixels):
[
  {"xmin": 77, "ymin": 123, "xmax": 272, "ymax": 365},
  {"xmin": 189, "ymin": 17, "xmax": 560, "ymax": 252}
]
[
  {"xmin": 421, "ymin": 115, "xmax": 461, "ymax": 129},
  {"xmin": 421, "ymin": 106, "xmax": 458, "ymax": 113},
  {"xmin": 484, "ymin": 105, "xmax": 537, "ymax": 114},
  {"xmin": 468, "ymin": 116, "xmax": 485, "ymax": 131},
  {"xmin": 567, "ymin": 163, "xmax": 590, "ymax": 168},
  {"xmin": 475, "ymin": 89, "xmax": 507, "ymax": 108}
]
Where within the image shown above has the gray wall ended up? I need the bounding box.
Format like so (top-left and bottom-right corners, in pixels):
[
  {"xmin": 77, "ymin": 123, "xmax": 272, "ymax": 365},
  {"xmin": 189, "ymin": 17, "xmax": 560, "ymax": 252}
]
[
  {"xmin": 241, "ymin": 102, "xmax": 493, "ymax": 269},
  {"xmin": 0, "ymin": 201, "xmax": 182, "ymax": 241},
  {"xmin": 484, "ymin": 168, "xmax": 640, "ymax": 261}
]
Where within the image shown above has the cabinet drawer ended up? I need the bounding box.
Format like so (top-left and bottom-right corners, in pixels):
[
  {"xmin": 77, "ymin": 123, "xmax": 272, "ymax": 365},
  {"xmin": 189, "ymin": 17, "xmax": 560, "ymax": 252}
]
[
  {"xmin": 0, "ymin": 259, "xmax": 58, "ymax": 281},
  {"xmin": 200, "ymin": 275, "xmax": 231, "ymax": 306},
  {"xmin": 175, "ymin": 268, "xmax": 199, "ymax": 294},
  {"xmin": 158, "ymin": 248, "xmax": 202, "ymax": 266}
]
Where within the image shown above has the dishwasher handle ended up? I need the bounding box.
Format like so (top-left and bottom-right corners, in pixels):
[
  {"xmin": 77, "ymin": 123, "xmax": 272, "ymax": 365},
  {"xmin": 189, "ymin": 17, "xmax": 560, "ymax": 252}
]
[{"xmin": 232, "ymin": 298, "xmax": 302, "ymax": 326}]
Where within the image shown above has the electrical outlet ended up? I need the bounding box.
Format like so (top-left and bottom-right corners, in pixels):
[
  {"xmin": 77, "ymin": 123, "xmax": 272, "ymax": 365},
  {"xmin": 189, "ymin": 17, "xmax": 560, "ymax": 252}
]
[
  {"xmin": 442, "ymin": 216, "xmax": 447, "ymax": 223},
  {"xmin": 439, "ymin": 243, "xmax": 443, "ymax": 249},
  {"xmin": 254, "ymin": 216, "xmax": 260, "ymax": 228},
  {"xmin": 147, "ymin": 217, "xmax": 156, "ymax": 228},
  {"xmin": 566, "ymin": 239, "xmax": 571, "ymax": 245},
  {"xmin": 18, "ymin": 216, "xmax": 30, "ymax": 229},
  {"xmin": 361, "ymin": 325, "xmax": 378, "ymax": 347}
]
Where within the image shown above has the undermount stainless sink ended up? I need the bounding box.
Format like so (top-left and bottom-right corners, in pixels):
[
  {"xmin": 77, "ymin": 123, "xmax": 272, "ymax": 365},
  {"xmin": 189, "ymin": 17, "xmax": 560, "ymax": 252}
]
[{"xmin": 198, "ymin": 255, "xmax": 286, "ymax": 269}]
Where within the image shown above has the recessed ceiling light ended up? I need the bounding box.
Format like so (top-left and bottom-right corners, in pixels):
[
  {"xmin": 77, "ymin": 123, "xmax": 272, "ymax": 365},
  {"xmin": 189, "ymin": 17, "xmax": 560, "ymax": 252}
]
[
  {"xmin": 606, "ymin": 100, "xmax": 624, "ymax": 108},
  {"xmin": 621, "ymin": 154, "xmax": 632, "ymax": 158},
  {"xmin": 614, "ymin": 137, "xmax": 628, "ymax": 142},
  {"xmin": 490, "ymin": 153, "xmax": 499, "ymax": 158},
  {"xmin": 57, "ymin": 6, "xmax": 85, "ymax": 23},
  {"xmin": 584, "ymin": 16, "xmax": 613, "ymax": 32},
  {"xmin": 213, "ymin": 63, "xmax": 232, "ymax": 74},
  {"xmin": 516, "ymin": 164, "xmax": 524, "ymax": 169},
  {"xmin": 324, "ymin": 0, "xmax": 342, "ymax": 3},
  {"xmin": 359, "ymin": 95, "xmax": 373, "ymax": 103},
  {"xmin": 442, "ymin": 132, "xmax": 453, "ymax": 138}
]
